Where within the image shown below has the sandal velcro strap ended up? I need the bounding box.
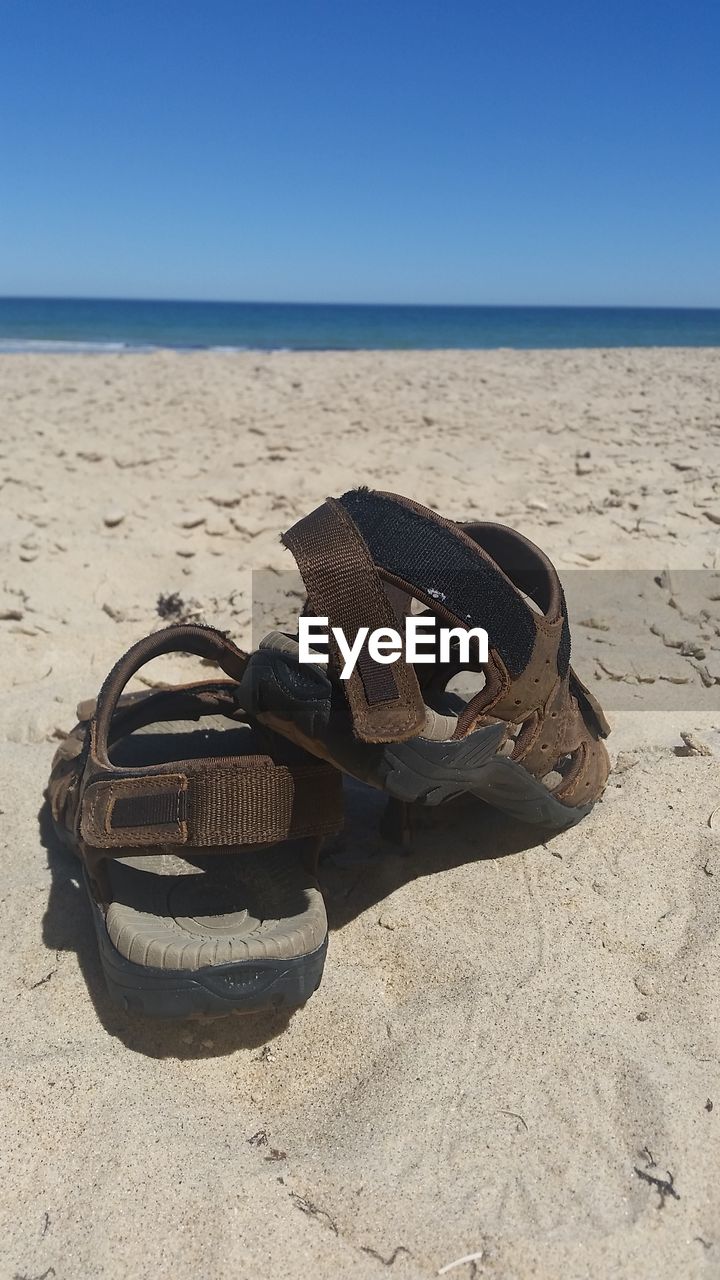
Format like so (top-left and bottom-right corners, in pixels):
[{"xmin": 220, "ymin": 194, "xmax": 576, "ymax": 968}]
[
  {"xmin": 337, "ymin": 489, "xmax": 564, "ymax": 678},
  {"xmin": 282, "ymin": 497, "xmax": 426, "ymax": 744},
  {"xmin": 72, "ymin": 623, "xmax": 345, "ymax": 853},
  {"xmin": 284, "ymin": 489, "xmax": 575, "ymax": 729},
  {"xmin": 80, "ymin": 758, "xmax": 342, "ymax": 850}
]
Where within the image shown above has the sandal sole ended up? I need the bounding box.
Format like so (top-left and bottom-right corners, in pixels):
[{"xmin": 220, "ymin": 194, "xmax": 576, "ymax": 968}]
[
  {"xmin": 241, "ymin": 650, "xmax": 594, "ymax": 831},
  {"xmin": 380, "ymin": 732, "xmax": 592, "ymax": 829},
  {"xmin": 54, "ymin": 821, "xmax": 328, "ymax": 1019},
  {"xmin": 87, "ymin": 874, "xmax": 327, "ymax": 1019}
]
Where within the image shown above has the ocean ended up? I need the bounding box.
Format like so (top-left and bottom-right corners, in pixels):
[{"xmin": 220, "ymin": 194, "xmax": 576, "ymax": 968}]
[{"xmin": 1, "ymin": 297, "xmax": 720, "ymax": 353}]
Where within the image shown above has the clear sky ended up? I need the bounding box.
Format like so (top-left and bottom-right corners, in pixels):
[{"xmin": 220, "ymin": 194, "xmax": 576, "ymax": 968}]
[{"xmin": 1, "ymin": 0, "xmax": 718, "ymax": 306}]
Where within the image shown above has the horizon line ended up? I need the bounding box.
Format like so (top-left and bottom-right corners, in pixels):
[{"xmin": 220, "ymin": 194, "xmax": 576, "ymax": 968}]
[{"xmin": 2, "ymin": 295, "xmax": 720, "ymax": 312}]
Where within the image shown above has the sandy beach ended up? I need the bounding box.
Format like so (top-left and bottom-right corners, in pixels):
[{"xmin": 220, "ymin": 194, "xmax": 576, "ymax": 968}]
[{"xmin": 1, "ymin": 347, "xmax": 719, "ymax": 1279}]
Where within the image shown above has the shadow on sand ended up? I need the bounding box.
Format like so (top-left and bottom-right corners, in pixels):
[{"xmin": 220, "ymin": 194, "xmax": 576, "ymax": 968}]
[{"xmin": 39, "ymin": 777, "xmax": 553, "ymax": 1060}]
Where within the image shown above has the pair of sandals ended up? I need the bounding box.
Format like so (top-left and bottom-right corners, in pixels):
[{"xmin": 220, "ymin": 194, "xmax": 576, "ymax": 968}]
[{"xmin": 47, "ymin": 488, "xmax": 611, "ymax": 1018}]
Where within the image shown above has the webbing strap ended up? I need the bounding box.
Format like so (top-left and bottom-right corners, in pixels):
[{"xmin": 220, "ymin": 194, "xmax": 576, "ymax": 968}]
[
  {"xmin": 91, "ymin": 625, "xmax": 249, "ymax": 769},
  {"xmin": 337, "ymin": 490, "xmax": 541, "ymax": 677},
  {"xmin": 282, "ymin": 498, "xmax": 425, "ymax": 743},
  {"xmin": 80, "ymin": 759, "xmax": 343, "ymax": 851}
]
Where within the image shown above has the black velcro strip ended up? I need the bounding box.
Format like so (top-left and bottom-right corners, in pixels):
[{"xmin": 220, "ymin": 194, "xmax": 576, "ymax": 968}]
[
  {"xmin": 111, "ymin": 789, "xmax": 186, "ymax": 830},
  {"xmin": 356, "ymin": 646, "xmax": 400, "ymax": 704},
  {"xmin": 338, "ymin": 490, "xmax": 536, "ymax": 677}
]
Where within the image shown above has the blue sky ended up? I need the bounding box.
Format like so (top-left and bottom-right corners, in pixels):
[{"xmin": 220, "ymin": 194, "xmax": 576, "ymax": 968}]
[{"xmin": 1, "ymin": 0, "xmax": 718, "ymax": 306}]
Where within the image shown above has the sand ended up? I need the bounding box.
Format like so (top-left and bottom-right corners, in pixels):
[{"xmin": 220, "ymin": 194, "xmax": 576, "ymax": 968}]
[{"xmin": 0, "ymin": 347, "xmax": 718, "ymax": 1279}]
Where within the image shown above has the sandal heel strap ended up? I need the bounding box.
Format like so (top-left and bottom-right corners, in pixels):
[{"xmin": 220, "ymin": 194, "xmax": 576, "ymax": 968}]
[
  {"xmin": 80, "ymin": 759, "xmax": 343, "ymax": 851},
  {"xmin": 283, "ymin": 498, "xmax": 425, "ymax": 743}
]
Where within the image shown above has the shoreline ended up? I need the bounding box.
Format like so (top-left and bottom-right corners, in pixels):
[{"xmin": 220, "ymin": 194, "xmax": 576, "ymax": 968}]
[{"xmin": 4, "ymin": 340, "xmax": 720, "ymax": 355}]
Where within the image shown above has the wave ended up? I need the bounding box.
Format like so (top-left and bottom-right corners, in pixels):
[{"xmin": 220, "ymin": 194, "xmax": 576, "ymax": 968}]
[
  {"xmin": 0, "ymin": 338, "xmax": 299, "ymax": 355},
  {"xmin": 0, "ymin": 338, "xmax": 267, "ymax": 355},
  {"xmin": 0, "ymin": 337, "xmax": 145, "ymax": 354}
]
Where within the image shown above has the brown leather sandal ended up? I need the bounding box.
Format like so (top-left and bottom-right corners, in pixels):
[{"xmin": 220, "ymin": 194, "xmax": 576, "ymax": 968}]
[
  {"xmin": 238, "ymin": 489, "xmax": 610, "ymax": 830},
  {"xmin": 47, "ymin": 624, "xmax": 343, "ymax": 1018}
]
